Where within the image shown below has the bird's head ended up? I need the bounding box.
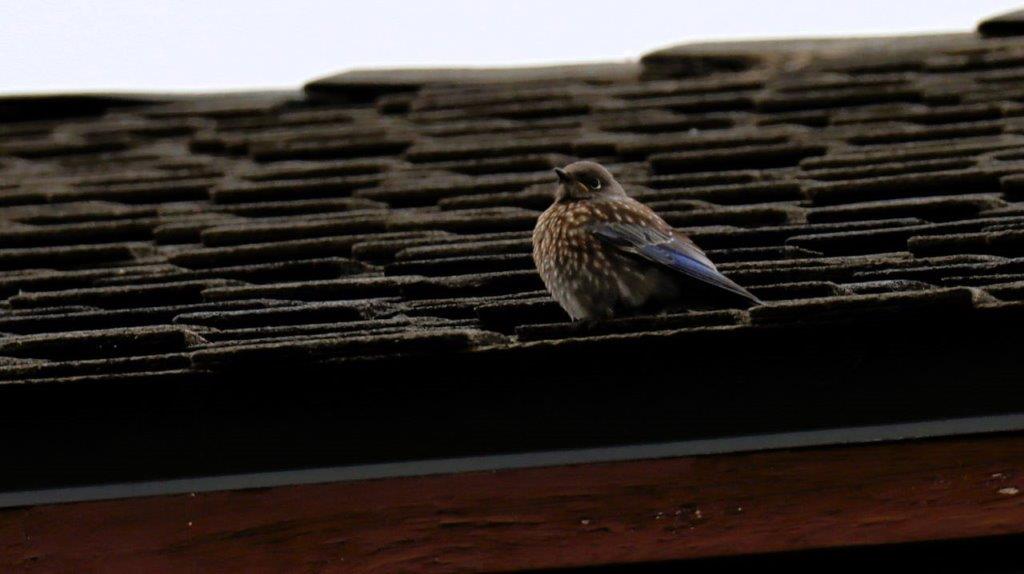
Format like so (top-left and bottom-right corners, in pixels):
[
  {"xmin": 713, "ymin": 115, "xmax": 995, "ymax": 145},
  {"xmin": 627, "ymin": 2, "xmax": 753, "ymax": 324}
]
[{"xmin": 553, "ymin": 161, "xmax": 626, "ymax": 202}]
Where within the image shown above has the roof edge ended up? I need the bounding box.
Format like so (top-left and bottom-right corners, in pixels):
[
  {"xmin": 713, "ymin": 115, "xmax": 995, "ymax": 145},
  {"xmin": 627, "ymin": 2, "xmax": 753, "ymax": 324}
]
[
  {"xmin": 303, "ymin": 30, "xmax": 1002, "ymax": 99},
  {"xmin": 3, "ymin": 413, "xmax": 1022, "ymax": 508},
  {"xmin": 303, "ymin": 61, "xmax": 640, "ymax": 102},
  {"xmin": 0, "ymin": 90, "xmax": 301, "ymax": 123},
  {"xmin": 640, "ymin": 32, "xmax": 984, "ymax": 79}
]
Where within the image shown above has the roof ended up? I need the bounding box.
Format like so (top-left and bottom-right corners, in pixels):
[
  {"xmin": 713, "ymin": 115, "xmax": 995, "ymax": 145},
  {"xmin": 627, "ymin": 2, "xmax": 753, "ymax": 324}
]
[{"xmin": 4, "ymin": 11, "xmax": 1024, "ymax": 492}]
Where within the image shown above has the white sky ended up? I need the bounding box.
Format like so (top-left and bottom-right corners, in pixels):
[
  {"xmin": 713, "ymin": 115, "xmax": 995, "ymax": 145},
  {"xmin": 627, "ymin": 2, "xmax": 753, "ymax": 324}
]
[{"xmin": 1, "ymin": 0, "xmax": 1020, "ymax": 94}]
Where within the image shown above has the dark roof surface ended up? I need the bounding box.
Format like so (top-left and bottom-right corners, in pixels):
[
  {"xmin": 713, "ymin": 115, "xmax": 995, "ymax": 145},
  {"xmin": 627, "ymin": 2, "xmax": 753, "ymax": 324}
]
[{"xmin": 4, "ymin": 23, "xmax": 1024, "ymax": 386}]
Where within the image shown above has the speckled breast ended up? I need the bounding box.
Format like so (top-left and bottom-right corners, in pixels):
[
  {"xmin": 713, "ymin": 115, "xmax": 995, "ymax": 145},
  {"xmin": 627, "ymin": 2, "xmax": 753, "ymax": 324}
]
[{"xmin": 533, "ymin": 199, "xmax": 653, "ymax": 319}]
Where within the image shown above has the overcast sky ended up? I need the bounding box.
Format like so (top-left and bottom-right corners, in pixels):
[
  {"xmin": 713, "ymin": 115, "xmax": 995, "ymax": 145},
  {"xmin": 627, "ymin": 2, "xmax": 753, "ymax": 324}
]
[{"xmin": 1, "ymin": 0, "xmax": 1020, "ymax": 94}]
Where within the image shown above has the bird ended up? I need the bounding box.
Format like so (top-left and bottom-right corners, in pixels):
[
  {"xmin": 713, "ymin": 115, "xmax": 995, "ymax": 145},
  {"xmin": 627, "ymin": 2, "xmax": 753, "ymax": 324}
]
[{"xmin": 532, "ymin": 160, "xmax": 762, "ymax": 321}]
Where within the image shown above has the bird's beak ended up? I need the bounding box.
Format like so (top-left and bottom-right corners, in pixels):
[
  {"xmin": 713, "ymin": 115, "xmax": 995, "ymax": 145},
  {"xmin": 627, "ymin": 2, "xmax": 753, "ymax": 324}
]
[{"xmin": 554, "ymin": 167, "xmax": 572, "ymax": 184}]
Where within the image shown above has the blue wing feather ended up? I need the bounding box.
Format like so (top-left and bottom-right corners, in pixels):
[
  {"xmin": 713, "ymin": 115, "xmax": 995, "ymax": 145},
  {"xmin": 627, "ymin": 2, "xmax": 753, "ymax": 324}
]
[{"xmin": 591, "ymin": 222, "xmax": 762, "ymax": 304}]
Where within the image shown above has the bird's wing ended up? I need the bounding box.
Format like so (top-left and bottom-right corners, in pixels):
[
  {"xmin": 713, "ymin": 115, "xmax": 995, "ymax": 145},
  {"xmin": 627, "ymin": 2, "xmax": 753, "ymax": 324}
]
[{"xmin": 590, "ymin": 222, "xmax": 762, "ymax": 304}]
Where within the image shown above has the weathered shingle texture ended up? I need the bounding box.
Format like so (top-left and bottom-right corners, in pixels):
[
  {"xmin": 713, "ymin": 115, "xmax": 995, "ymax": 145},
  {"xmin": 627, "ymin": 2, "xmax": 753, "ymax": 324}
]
[{"xmin": 5, "ymin": 30, "xmax": 1024, "ymax": 383}]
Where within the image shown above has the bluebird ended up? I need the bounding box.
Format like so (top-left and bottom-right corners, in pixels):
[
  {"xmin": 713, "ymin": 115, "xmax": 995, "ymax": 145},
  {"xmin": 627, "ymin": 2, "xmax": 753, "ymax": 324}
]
[{"xmin": 532, "ymin": 161, "xmax": 762, "ymax": 320}]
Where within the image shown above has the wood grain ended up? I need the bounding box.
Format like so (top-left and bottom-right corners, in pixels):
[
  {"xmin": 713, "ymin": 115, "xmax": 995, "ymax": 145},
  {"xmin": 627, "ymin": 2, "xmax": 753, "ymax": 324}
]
[{"xmin": 3, "ymin": 434, "xmax": 1024, "ymax": 573}]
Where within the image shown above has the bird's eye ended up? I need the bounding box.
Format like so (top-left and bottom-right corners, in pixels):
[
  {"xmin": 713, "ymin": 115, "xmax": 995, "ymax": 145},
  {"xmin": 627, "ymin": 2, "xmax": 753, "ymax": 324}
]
[{"xmin": 588, "ymin": 178, "xmax": 602, "ymax": 190}]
